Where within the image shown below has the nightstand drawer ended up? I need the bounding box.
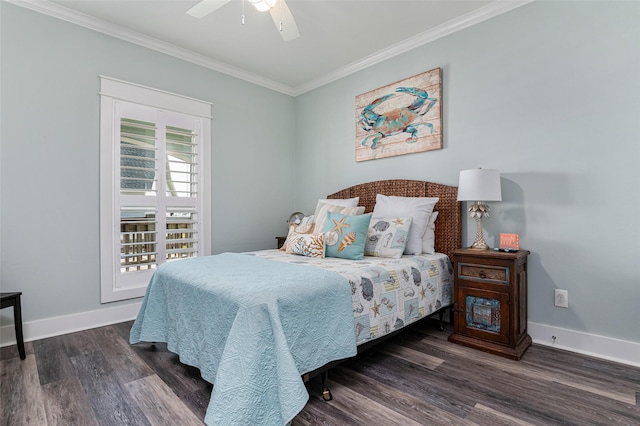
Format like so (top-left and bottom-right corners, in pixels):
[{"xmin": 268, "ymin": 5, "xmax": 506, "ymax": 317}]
[{"xmin": 458, "ymin": 263, "xmax": 509, "ymax": 284}]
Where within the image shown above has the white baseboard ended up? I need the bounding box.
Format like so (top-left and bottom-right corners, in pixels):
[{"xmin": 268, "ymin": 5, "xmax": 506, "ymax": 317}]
[
  {"xmin": 0, "ymin": 301, "xmax": 142, "ymax": 347},
  {"xmin": 528, "ymin": 322, "xmax": 640, "ymax": 368},
  {"xmin": 2, "ymin": 308, "xmax": 639, "ymax": 368}
]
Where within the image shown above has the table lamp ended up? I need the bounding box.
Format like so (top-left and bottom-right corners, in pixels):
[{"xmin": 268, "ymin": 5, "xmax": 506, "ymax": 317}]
[{"xmin": 457, "ymin": 168, "xmax": 502, "ymax": 250}]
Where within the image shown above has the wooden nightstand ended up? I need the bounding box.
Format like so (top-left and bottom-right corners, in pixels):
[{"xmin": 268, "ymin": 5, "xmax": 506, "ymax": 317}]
[
  {"xmin": 448, "ymin": 248, "xmax": 531, "ymax": 360},
  {"xmin": 276, "ymin": 236, "xmax": 287, "ymax": 249}
]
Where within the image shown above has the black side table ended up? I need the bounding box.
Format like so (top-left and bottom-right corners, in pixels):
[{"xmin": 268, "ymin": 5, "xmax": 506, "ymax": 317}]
[{"xmin": 1, "ymin": 292, "xmax": 26, "ymax": 360}]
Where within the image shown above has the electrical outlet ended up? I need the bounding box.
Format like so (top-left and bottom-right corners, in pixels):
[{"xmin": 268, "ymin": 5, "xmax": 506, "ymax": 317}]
[{"xmin": 555, "ymin": 289, "xmax": 568, "ymax": 308}]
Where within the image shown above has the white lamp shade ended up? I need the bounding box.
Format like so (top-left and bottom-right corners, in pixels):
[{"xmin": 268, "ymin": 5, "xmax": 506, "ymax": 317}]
[{"xmin": 457, "ymin": 169, "xmax": 502, "ymax": 201}]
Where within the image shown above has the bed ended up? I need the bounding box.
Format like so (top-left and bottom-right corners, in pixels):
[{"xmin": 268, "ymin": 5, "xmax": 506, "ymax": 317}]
[{"xmin": 130, "ymin": 179, "xmax": 461, "ymax": 426}]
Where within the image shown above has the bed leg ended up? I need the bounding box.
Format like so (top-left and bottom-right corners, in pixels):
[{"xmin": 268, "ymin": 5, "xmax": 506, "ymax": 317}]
[
  {"xmin": 321, "ymin": 370, "xmax": 332, "ymax": 401},
  {"xmin": 437, "ymin": 311, "xmax": 446, "ymax": 331}
]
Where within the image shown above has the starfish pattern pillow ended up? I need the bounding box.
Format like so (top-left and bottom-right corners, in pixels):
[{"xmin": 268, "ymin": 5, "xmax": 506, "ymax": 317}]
[{"xmin": 322, "ymin": 212, "xmax": 372, "ymax": 260}]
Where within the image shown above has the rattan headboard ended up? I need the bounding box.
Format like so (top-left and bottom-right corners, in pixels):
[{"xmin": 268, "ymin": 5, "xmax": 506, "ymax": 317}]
[{"xmin": 327, "ymin": 179, "xmax": 461, "ymax": 258}]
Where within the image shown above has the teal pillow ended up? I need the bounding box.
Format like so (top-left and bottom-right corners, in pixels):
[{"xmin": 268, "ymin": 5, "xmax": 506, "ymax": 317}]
[{"xmin": 323, "ymin": 212, "xmax": 372, "ymax": 260}]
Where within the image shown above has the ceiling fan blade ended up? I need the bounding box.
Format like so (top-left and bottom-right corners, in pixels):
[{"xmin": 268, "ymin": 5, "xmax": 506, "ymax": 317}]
[
  {"xmin": 269, "ymin": 0, "xmax": 300, "ymax": 41},
  {"xmin": 186, "ymin": 0, "xmax": 232, "ymax": 19}
]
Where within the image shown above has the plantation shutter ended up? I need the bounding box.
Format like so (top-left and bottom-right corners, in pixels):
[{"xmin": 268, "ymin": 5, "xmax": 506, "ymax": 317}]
[
  {"xmin": 100, "ymin": 76, "xmax": 211, "ymax": 303},
  {"xmin": 114, "ymin": 102, "xmax": 202, "ymax": 290}
]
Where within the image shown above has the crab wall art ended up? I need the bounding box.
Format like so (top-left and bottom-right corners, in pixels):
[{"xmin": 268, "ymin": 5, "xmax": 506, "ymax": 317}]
[{"xmin": 355, "ymin": 67, "xmax": 442, "ymax": 162}]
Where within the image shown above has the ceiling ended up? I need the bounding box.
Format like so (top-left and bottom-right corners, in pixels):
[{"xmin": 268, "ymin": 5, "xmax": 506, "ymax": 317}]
[{"xmin": 12, "ymin": 0, "xmax": 530, "ymax": 95}]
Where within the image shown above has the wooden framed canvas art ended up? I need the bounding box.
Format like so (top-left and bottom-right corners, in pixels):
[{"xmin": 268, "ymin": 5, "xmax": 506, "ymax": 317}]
[{"xmin": 355, "ymin": 68, "xmax": 442, "ymax": 162}]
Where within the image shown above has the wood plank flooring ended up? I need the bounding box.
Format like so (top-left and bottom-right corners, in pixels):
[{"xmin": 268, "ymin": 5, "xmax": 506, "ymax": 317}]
[{"xmin": 1, "ymin": 319, "xmax": 638, "ymax": 425}]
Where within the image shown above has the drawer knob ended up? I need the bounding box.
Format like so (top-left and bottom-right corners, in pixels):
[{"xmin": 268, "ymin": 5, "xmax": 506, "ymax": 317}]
[{"xmin": 479, "ymin": 270, "xmax": 486, "ymax": 279}]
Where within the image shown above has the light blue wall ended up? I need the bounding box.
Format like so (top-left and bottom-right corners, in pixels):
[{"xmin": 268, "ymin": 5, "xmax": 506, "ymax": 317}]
[
  {"xmin": 0, "ymin": 3, "xmax": 295, "ymax": 322},
  {"xmin": 1, "ymin": 1, "xmax": 638, "ymax": 346},
  {"xmin": 293, "ymin": 1, "xmax": 640, "ymax": 343}
]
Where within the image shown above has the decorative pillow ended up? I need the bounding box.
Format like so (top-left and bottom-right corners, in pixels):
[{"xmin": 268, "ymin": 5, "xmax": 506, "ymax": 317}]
[
  {"xmin": 323, "ymin": 212, "xmax": 372, "ymax": 260},
  {"xmin": 279, "ymin": 215, "xmax": 315, "ymax": 251},
  {"xmin": 313, "ymin": 202, "xmax": 365, "ymax": 237},
  {"xmin": 421, "ymin": 211, "xmax": 439, "ymax": 255},
  {"xmin": 371, "ymin": 195, "xmax": 439, "ymax": 255},
  {"xmin": 293, "ymin": 214, "xmax": 315, "ymax": 233},
  {"xmin": 365, "ymin": 217, "xmax": 413, "ymax": 258},
  {"xmin": 316, "ymin": 197, "xmax": 359, "ymax": 208},
  {"xmin": 285, "ymin": 232, "xmax": 325, "ymax": 258}
]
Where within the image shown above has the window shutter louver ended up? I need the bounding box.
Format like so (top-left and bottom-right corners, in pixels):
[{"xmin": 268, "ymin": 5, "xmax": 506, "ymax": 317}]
[
  {"xmin": 120, "ymin": 118, "xmax": 158, "ymax": 195},
  {"xmin": 165, "ymin": 125, "xmax": 198, "ymax": 198},
  {"xmin": 120, "ymin": 208, "xmax": 158, "ymax": 273},
  {"xmin": 165, "ymin": 208, "xmax": 198, "ymax": 261}
]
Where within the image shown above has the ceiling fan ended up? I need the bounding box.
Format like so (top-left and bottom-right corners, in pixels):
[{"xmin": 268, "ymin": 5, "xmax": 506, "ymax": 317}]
[{"xmin": 187, "ymin": 0, "xmax": 300, "ymax": 41}]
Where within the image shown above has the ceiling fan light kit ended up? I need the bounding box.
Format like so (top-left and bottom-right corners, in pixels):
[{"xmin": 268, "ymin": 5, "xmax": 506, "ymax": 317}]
[
  {"xmin": 249, "ymin": 0, "xmax": 277, "ymax": 13},
  {"xmin": 187, "ymin": 0, "xmax": 300, "ymax": 41}
]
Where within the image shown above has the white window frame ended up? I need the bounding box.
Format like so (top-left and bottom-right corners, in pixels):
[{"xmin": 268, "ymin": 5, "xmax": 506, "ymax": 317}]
[{"xmin": 99, "ymin": 76, "xmax": 212, "ymax": 303}]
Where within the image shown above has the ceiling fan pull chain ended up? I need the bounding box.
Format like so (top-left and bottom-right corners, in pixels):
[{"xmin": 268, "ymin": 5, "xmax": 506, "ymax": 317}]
[{"xmin": 279, "ymin": 0, "xmax": 283, "ymax": 32}]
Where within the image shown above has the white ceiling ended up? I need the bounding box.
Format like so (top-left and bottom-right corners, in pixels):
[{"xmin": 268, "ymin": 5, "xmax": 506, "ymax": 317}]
[{"xmin": 11, "ymin": 0, "xmax": 531, "ymax": 95}]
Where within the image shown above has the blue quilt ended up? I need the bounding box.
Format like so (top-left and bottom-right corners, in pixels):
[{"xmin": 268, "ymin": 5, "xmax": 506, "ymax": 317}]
[{"xmin": 129, "ymin": 253, "xmax": 357, "ymax": 425}]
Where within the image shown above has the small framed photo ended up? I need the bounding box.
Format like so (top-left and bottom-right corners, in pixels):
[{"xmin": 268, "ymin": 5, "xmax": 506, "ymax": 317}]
[{"xmin": 499, "ymin": 233, "xmax": 520, "ymax": 251}]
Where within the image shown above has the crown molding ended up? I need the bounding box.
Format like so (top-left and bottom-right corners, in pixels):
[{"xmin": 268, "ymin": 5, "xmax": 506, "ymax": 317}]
[
  {"xmin": 5, "ymin": 0, "xmax": 296, "ymax": 96},
  {"xmin": 293, "ymin": 0, "xmax": 534, "ymax": 96},
  {"xmin": 7, "ymin": 0, "xmax": 532, "ymax": 97}
]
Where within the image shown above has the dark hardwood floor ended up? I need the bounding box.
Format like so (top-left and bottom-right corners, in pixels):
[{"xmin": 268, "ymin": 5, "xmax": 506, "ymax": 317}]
[{"xmin": 2, "ymin": 319, "xmax": 638, "ymax": 425}]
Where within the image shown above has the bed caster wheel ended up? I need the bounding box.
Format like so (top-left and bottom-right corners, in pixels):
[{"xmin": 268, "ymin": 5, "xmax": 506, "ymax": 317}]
[{"xmin": 322, "ymin": 388, "xmax": 333, "ymax": 401}]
